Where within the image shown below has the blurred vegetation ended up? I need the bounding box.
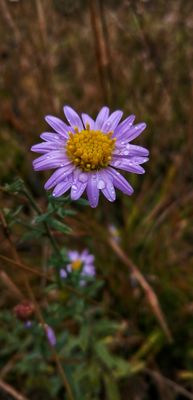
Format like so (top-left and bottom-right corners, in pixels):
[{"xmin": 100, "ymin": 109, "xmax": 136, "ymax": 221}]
[{"xmin": 0, "ymin": 0, "xmax": 193, "ymax": 399}]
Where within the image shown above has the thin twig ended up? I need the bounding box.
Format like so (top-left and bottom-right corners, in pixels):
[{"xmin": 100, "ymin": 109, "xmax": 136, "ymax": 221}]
[
  {"xmin": 0, "ymin": 0, "xmax": 21, "ymax": 43},
  {"xmin": 89, "ymin": 0, "xmax": 109, "ymax": 103},
  {"xmin": 145, "ymin": 368, "xmax": 193, "ymax": 400},
  {"xmin": 0, "ymin": 379, "xmax": 29, "ymax": 400},
  {"xmin": 108, "ymin": 238, "xmax": 172, "ymax": 343},
  {"xmin": 98, "ymin": 0, "xmax": 114, "ymax": 100}
]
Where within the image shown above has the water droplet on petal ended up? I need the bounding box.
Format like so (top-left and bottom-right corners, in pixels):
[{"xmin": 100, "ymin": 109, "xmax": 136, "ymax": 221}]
[
  {"xmin": 123, "ymin": 151, "xmax": 129, "ymax": 155},
  {"xmin": 79, "ymin": 173, "xmax": 88, "ymax": 183},
  {"xmin": 114, "ymin": 160, "xmax": 121, "ymax": 167},
  {"xmin": 97, "ymin": 179, "xmax": 106, "ymax": 189},
  {"xmin": 72, "ymin": 184, "xmax": 77, "ymax": 191}
]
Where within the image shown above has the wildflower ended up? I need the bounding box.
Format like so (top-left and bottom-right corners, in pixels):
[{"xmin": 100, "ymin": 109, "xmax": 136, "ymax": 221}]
[
  {"xmin": 60, "ymin": 249, "xmax": 95, "ymax": 283},
  {"xmin": 31, "ymin": 106, "xmax": 149, "ymax": 207}
]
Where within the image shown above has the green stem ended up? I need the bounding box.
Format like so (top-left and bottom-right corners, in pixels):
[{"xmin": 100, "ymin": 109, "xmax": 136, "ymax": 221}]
[{"xmin": 22, "ymin": 188, "xmax": 63, "ymax": 287}]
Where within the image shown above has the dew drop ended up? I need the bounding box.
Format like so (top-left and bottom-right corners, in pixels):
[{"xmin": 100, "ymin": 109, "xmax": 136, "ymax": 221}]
[
  {"xmin": 72, "ymin": 184, "xmax": 77, "ymax": 191},
  {"xmin": 123, "ymin": 151, "xmax": 129, "ymax": 155},
  {"xmin": 97, "ymin": 179, "xmax": 105, "ymax": 190},
  {"xmin": 79, "ymin": 173, "xmax": 87, "ymax": 183},
  {"xmin": 114, "ymin": 160, "xmax": 121, "ymax": 167}
]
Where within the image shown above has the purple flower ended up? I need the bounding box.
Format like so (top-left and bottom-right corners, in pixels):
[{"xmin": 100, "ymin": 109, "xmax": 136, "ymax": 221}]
[
  {"xmin": 45, "ymin": 325, "xmax": 56, "ymax": 347},
  {"xmin": 60, "ymin": 249, "xmax": 95, "ymax": 283},
  {"xmin": 31, "ymin": 106, "xmax": 149, "ymax": 208}
]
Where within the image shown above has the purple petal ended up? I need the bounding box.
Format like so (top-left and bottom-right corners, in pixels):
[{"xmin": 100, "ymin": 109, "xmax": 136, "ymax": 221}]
[
  {"xmin": 31, "ymin": 141, "xmax": 63, "ymax": 154},
  {"xmin": 71, "ymin": 170, "xmax": 87, "ymax": 200},
  {"xmin": 53, "ymin": 176, "xmax": 73, "ymax": 197},
  {"xmin": 81, "ymin": 113, "xmax": 95, "ymax": 130},
  {"xmin": 113, "ymin": 115, "xmax": 135, "ymax": 138},
  {"xmin": 45, "ymin": 325, "xmax": 56, "ymax": 347},
  {"xmin": 113, "ymin": 144, "xmax": 149, "ymax": 157},
  {"xmin": 44, "ymin": 165, "xmax": 75, "ymax": 190},
  {"xmin": 33, "ymin": 151, "xmax": 70, "ymax": 171},
  {"xmin": 40, "ymin": 132, "xmax": 67, "ymax": 142},
  {"xmin": 86, "ymin": 173, "xmax": 99, "ymax": 208},
  {"xmin": 68, "ymin": 250, "xmax": 79, "ymax": 261},
  {"xmin": 102, "ymin": 110, "xmax": 123, "ymax": 133},
  {"xmin": 95, "ymin": 106, "xmax": 110, "ymax": 130},
  {"xmin": 99, "ymin": 171, "xmax": 116, "ymax": 202},
  {"xmin": 45, "ymin": 116, "xmax": 70, "ymax": 138},
  {"xmin": 71, "ymin": 182, "xmax": 87, "ymax": 200},
  {"xmin": 132, "ymin": 156, "xmax": 149, "ymax": 164},
  {"xmin": 60, "ymin": 268, "xmax": 68, "ymax": 279},
  {"xmin": 80, "ymin": 249, "xmax": 89, "ymax": 258},
  {"xmin": 63, "ymin": 106, "xmax": 83, "ymax": 131},
  {"xmin": 110, "ymin": 158, "xmax": 145, "ymax": 174},
  {"xmin": 82, "ymin": 264, "xmax": 95, "ymax": 277},
  {"xmin": 83, "ymin": 255, "xmax": 95, "ymax": 264},
  {"xmin": 123, "ymin": 123, "xmax": 147, "ymax": 142},
  {"xmin": 107, "ymin": 167, "xmax": 134, "ymax": 195}
]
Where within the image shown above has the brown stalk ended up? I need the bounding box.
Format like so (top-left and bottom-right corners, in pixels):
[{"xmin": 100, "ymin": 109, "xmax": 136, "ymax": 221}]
[
  {"xmin": 0, "ymin": 0, "xmax": 21, "ymax": 43},
  {"xmin": 145, "ymin": 368, "xmax": 193, "ymax": 400},
  {"xmin": 108, "ymin": 238, "xmax": 172, "ymax": 343},
  {"xmin": 35, "ymin": 0, "xmax": 57, "ymax": 112},
  {"xmin": 0, "ymin": 379, "xmax": 29, "ymax": 400},
  {"xmin": 98, "ymin": 0, "xmax": 114, "ymax": 98},
  {"xmin": 89, "ymin": 0, "xmax": 109, "ymax": 103}
]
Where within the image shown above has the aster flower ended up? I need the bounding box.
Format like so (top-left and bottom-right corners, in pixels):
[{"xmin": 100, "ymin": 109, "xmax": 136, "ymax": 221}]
[
  {"xmin": 31, "ymin": 106, "xmax": 149, "ymax": 208},
  {"xmin": 60, "ymin": 249, "xmax": 95, "ymax": 282}
]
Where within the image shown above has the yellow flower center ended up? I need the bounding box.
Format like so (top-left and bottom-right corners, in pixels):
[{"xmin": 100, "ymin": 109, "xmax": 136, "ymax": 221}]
[
  {"xmin": 71, "ymin": 259, "xmax": 82, "ymax": 271},
  {"xmin": 66, "ymin": 126, "xmax": 116, "ymax": 172}
]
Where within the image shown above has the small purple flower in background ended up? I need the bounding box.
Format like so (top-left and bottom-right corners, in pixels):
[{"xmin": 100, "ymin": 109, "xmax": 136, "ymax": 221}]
[
  {"xmin": 45, "ymin": 325, "xmax": 56, "ymax": 347},
  {"xmin": 24, "ymin": 320, "xmax": 32, "ymax": 329},
  {"xmin": 60, "ymin": 249, "xmax": 95, "ymax": 284},
  {"xmin": 31, "ymin": 106, "xmax": 149, "ymax": 208}
]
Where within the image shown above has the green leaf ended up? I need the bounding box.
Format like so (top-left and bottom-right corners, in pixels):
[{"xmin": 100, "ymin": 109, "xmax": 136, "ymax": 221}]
[
  {"xmin": 4, "ymin": 178, "xmax": 25, "ymax": 193},
  {"xmin": 104, "ymin": 374, "xmax": 120, "ymax": 400},
  {"xmin": 48, "ymin": 219, "xmax": 72, "ymax": 234}
]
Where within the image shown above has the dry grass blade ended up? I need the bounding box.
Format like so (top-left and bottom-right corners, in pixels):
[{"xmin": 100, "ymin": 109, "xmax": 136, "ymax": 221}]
[
  {"xmin": 109, "ymin": 238, "xmax": 172, "ymax": 343},
  {"xmin": 145, "ymin": 368, "xmax": 193, "ymax": 400},
  {"xmin": 89, "ymin": 0, "xmax": 109, "ymax": 103},
  {"xmin": 0, "ymin": 379, "xmax": 29, "ymax": 400}
]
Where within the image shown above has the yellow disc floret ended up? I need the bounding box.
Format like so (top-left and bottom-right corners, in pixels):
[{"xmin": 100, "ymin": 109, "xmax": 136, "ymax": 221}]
[
  {"xmin": 71, "ymin": 259, "xmax": 82, "ymax": 271},
  {"xmin": 66, "ymin": 125, "xmax": 116, "ymax": 171}
]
